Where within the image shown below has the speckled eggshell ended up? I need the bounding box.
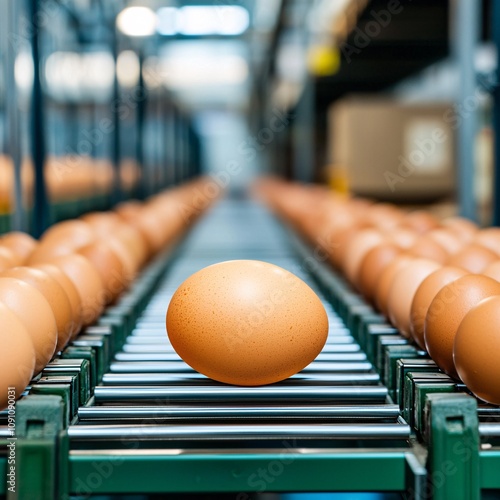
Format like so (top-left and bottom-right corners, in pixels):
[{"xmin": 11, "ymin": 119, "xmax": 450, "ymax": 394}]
[
  {"xmin": 425, "ymin": 274, "xmax": 500, "ymax": 379},
  {"xmin": 410, "ymin": 266, "xmax": 468, "ymax": 349},
  {"xmin": 454, "ymin": 296, "xmax": 500, "ymax": 404},
  {"xmin": 0, "ymin": 302, "xmax": 36, "ymax": 410},
  {"xmin": 166, "ymin": 260, "xmax": 329, "ymax": 386}
]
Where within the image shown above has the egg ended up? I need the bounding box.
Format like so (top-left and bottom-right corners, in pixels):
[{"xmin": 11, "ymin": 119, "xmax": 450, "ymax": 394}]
[
  {"xmin": 0, "ymin": 302, "xmax": 36, "ymax": 410},
  {"xmin": 0, "ymin": 232, "xmax": 37, "ymax": 264},
  {"xmin": 357, "ymin": 243, "xmax": 402, "ymax": 302},
  {"xmin": 28, "ymin": 220, "xmax": 96, "ymax": 263},
  {"xmin": 40, "ymin": 219, "xmax": 96, "ymax": 248},
  {"xmin": 32, "ymin": 263, "xmax": 83, "ymax": 338},
  {"xmin": 0, "ymin": 246, "xmax": 17, "ymax": 268},
  {"xmin": 0, "ymin": 277, "xmax": 58, "ymax": 373},
  {"xmin": 80, "ymin": 211, "xmax": 122, "ymax": 232},
  {"xmin": 441, "ymin": 216, "xmax": 478, "ymax": 241},
  {"xmin": 1, "ymin": 267, "xmax": 74, "ymax": 351},
  {"xmin": 454, "ymin": 296, "xmax": 500, "ymax": 404},
  {"xmin": 364, "ymin": 204, "xmax": 404, "ymax": 231},
  {"xmin": 47, "ymin": 254, "xmax": 105, "ymax": 327},
  {"xmin": 410, "ymin": 266, "xmax": 468, "ymax": 348},
  {"xmin": 403, "ymin": 211, "xmax": 440, "ymax": 233},
  {"xmin": 329, "ymin": 224, "xmax": 368, "ymax": 269},
  {"xmin": 386, "ymin": 259, "xmax": 440, "ymax": 337},
  {"xmin": 374, "ymin": 254, "xmax": 413, "ymax": 317},
  {"xmin": 77, "ymin": 241, "xmax": 125, "ymax": 304},
  {"xmin": 447, "ymin": 244, "xmax": 498, "ymax": 273},
  {"xmin": 474, "ymin": 228, "xmax": 500, "ymax": 256},
  {"xmin": 166, "ymin": 260, "xmax": 328, "ymax": 386},
  {"xmin": 409, "ymin": 236, "xmax": 449, "ymax": 263},
  {"xmin": 426, "ymin": 229, "xmax": 463, "ymax": 255},
  {"xmin": 425, "ymin": 274, "xmax": 500, "ymax": 378},
  {"xmin": 389, "ymin": 229, "xmax": 417, "ymax": 249},
  {"xmin": 482, "ymin": 261, "xmax": 500, "ymax": 282},
  {"xmin": 341, "ymin": 229, "xmax": 384, "ymax": 286}
]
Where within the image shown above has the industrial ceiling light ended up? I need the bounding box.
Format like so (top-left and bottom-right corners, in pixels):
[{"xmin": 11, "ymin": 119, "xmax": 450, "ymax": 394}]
[
  {"xmin": 156, "ymin": 5, "xmax": 249, "ymax": 36},
  {"xmin": 116, "ymin": 6, "xmax": 157, "ymax": 37}
]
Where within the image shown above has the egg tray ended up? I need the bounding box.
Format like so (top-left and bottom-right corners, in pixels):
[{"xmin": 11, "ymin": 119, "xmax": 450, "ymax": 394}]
[{"xmin": 0, "ymin": 199, "xmax": 499, "ymax": 500}]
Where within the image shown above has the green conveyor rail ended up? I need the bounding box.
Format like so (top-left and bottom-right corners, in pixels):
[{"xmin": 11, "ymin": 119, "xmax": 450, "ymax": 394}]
[
  {"xmin": 69, "ymin": 452, "xmax": 408, "ymax": 494},
  {"xmin": 0, "ymin": 458, "xmax": 5, "ymax": 495}
]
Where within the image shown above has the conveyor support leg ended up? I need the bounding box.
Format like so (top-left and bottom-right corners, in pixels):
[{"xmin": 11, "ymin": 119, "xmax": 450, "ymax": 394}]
[
  {"xmin": 425, "ymin": 394, "xmax": 479, "ymax": 500},
  {"xmin": 8, "ymin": 395, "xmax": 68, "ymax": 500}
]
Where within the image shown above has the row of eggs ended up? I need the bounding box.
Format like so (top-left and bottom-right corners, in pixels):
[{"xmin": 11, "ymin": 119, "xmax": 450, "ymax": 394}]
[
  {"xmin": 0, "ymin": 177, "xmax": 216, "ymax": 410},
  {"xmin": 256, "ymin": 178, "xmax": 500, "ymax": 405}
]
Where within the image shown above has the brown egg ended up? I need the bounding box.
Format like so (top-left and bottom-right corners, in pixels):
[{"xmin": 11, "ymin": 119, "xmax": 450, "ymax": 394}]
[
  {"xmin": 330, "ymin": 224, "xmax": 367, "ymax": 269},
  {"xmin": 410, "ymin": 266, "xmax": 468, "ymax": 348},
  {"xmin": 0, "ymin": 302, "xmax": 36, "ymax": 410},
  {"xmin": 115, "ymin": 200, "xmax": 143, "ymax": 222},
  {"xmin": 40, "ymin": 219, "xmax": 96, "ymax": 248},
  {"xmin": 0, "ymin": 246, "xmax": 17, "ymax": 268},
  {"xmin": 482, "ymin": 260, "xmax": 500, "ymax": 282},
  {"xmin": 409, "ymin": 236, "xmax": 449, "ymax": 263},
  {"xmin": 0, "ymin": 277, "xmax": 58, "ymax": 373},
  {"xmin": 454, "ymin": 296, "xmax": 500, "ymax": 404},
  {"xmin": 27, "ymin": 243, "xmax": 72, "ymax": 264},
  {"xmin": 447, "ymin": 244, "xmax": 498, "ymax": 273},
  {"xmin": 387, "ymin": 259, "xmax": 440, "ymax": 337},
  {"xmin": 134, "ymin": 209, "xmax": 167, "ymax": 254},
  {"xmin": 364, "ymin": 204, "xmax": 404, "ymax": 231},
  {"xmin": 442, "ymin": 216, "xmax": 478, "ymax": 241},
  {"xmin": 47, "ymin": 254, "xmax": 105, "ymax": 327},
  {"xmin": 426, "ymin": 229, "xmax": 463, "ymax": 255},
  {"xmin": 114, "ymin": 224, "xmax": 150, "ymax": 270},
  {"xmin": 77, "ymin": 241, "xmax": 125, "ymax": 304},
  {"xmin": 474, "ymin": 228, "xmax": 500, "ymax": 256},
  {"xmin": 357, "ymin": 243, "xmax": 402, "ymax": 302},
  {"xmin": 166, "ymin": 260, "xmax": 329, "ymax": 386},
  {"xmin": 80, "ymin": 211, "xmax": 122, "ymax": 232},
  {"xmin": 425, "ymin": 274, "xmax": 500, "ymax": 378},
  {"xmin": 33, "ymin": 263, "xmax": 82, "ymax": 338},
  {"xmin": 1, "ymin": 267, "xmax": 74, "ymax": 351},
  {"xmin": 374, "ymin": 254, "xmax": 414, "ymax": 317},
  {"xmin": 403, "ymin": 211, "xmax": 440, "ymax": 233},
  {"xmin": 342, "ymin": 229, "xmax": 385, "ymax": 286},
  {"xmin": 389, "ymin": 229, "xmax": 417, "ymax": 249},
  {"xmin": 0, "ymin": 232, "xmax": 37, "ymax": 264},
  {"xmin": 115, "ymin": 203, "xmax": 161, "ymax": 255},
  {"xmin": 28, "ymin": 220, "xmax": 96, "ymax": 264}
]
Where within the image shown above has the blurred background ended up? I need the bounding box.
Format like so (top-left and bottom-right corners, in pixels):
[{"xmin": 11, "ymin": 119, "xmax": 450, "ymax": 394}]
[{"xmin": 0, "ymin": 0, "xmax": 498, "ymax": 237}]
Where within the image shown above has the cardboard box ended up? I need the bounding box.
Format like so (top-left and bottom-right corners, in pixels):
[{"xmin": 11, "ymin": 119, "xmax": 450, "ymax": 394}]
[{"xmin": 327, "ymin": 97, "xmax": 456, "ymax": 201}]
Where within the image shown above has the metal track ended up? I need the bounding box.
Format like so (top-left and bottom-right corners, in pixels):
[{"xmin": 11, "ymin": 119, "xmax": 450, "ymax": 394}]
[{"xmin": 71, "ymin": 200, "xmax": 410, "ymax": 447}]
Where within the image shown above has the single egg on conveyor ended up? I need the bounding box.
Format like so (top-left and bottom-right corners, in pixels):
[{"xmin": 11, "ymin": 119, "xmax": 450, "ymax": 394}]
[{"xmin": 166, "ymin": 260, "xmax": 329, "ymax": 386}]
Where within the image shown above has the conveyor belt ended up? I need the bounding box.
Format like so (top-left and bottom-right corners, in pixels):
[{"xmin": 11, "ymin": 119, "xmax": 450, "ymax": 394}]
[
  {"xmin": 11, "ymin": 199, "xmax": 500, "ymax": 498},
  {"xmin": 70, "ymin": 199, "xmax": 411, "ymax": 451}
]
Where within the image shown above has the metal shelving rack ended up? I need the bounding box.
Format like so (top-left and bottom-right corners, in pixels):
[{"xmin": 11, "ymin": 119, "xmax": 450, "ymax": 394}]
[{"xmin": 0, "ymin": 0, "xmax": 201, "ymax": 237}]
